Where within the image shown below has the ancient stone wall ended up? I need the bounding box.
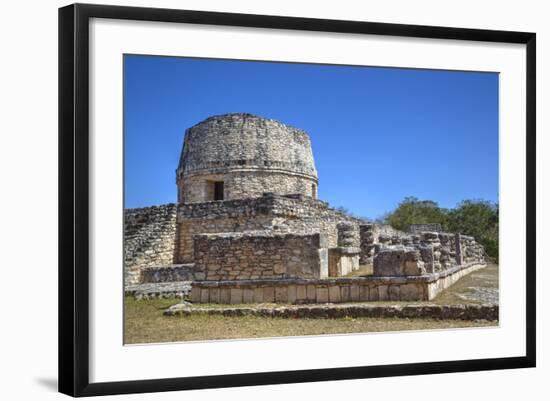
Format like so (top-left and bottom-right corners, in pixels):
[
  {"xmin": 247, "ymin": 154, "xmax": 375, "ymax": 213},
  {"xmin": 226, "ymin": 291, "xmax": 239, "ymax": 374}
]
[
  {"xmin": 124, "ymin": 204, "xmax": 177, "ymax": 286},
  {"xmin": 187, "ymin": 261, "xmax": 487, "ymax": 304},
  {"xmin": 175, "ymin": 193, "xmax": 362, "ymax": 263},
  {"xmin": 373, "ymin": 247, "xmax": 426, "ymax": 276},
  {"xmin": 359, "ymin": 223, "xmax": 407, "ymax": 264},
  {"xmin": 372, "ymin": 231, "xmax": 485, "ymax": 277},
  {"xmin": 193, "ymin": 231, "xmax": 328, "ymax": 280},
  {"xmin": 176, "ymin": 214, "xmax": 274, "ymax": 264},
  {"xmin": 140, "ymin": 264, "xmax": 204, "ymax": 283},
  {"xmin": 177, "ymin": 113, "xmax": 318, "ymax": 202},
  {"xmin": 179, "ymin": 171, "xmax": 317, "ymax": 203}
]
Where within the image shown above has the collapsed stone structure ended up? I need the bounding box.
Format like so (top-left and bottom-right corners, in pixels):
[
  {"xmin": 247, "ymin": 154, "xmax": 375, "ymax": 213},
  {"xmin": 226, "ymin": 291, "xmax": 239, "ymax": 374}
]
[{"xmin": 125, "ymin": 113, "xmax": 486, "ymax": 303}]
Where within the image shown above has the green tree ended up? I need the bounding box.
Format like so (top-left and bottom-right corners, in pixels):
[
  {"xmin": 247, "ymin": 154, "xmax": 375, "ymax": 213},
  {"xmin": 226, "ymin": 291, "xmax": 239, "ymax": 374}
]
[
  {"xmin": 383, "ymin": 197, "xmax": 499, "ymax": 260},
  {"xmin": 385, "ymin": 197, "xmax": 448, "ymax": 231},
  {"xmin": 445, "ymin": 200, "xmax": 499, "ymax": 260}
]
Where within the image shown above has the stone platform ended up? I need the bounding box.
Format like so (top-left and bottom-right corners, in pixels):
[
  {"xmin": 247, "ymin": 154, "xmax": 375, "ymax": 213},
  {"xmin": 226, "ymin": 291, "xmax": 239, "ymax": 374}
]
[{"xmin": 187, "ymin": 262, "xmax": 487, "ymax": 304}]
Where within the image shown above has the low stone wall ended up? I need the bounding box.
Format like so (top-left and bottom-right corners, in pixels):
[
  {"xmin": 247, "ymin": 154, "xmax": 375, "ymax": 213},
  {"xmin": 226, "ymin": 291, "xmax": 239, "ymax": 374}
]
[
  {"xmin": 176, "ymin": 215, "xmax": 273, "ymax": 263},
  {"xmin": 193, "ymin": 231, "xmax": 329, "ymax": 280},
  {"xmin": 165, "ymin": 303, "xmax": 498, "ymax": 321},
  {"xmin": 359, "ymin": 223, "xmax": 407, "ymax": 264},
  {"xmin": 126, "ymin": 281, "xmax": 192, "ymax": 299},
  {"xmin": 373, "ymin": 247, "xmax": 426, "ymax": 276},
  {"xmin": 124, "ymin": 204, "xmax": 178, "ymax": 286},
  {"xmin": 372, "ymin": 231, "xmax": 485, "ymax": 276},
  {"xmin": 140, "ymin": 264, "xmax": 204, "ymax": 283},
  {"xmin": 427, "ymin": 262, "xmax": 487, "ymax": 299},
  {"xmin": 188, "ymin": 262, "xmax": 487, "ymax": 304}
]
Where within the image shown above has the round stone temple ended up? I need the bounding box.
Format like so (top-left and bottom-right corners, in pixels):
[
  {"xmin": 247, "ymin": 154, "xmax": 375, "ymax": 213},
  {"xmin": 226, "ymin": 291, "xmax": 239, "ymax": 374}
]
[{"xmin": 176, "ymin": 113, "xmax": 319, "ymax": 203}]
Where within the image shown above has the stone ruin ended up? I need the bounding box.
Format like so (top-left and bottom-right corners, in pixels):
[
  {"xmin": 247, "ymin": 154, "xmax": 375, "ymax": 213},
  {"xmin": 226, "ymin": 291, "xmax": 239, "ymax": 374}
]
[{"xmin": 124, "ymin": 113, "xmax": 486, "ymax": 303}]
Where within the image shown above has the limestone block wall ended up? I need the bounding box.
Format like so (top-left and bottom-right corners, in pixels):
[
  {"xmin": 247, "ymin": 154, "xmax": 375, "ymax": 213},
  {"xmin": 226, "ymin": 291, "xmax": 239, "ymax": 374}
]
[
  {"xmin": 193, "ymin": 231, "xmax": 328, "ymax": 280},
  {"xmin": 359, "ymin": 224, "xmax": 375, "ymax": 264},
  {"xmin": 460, "ymin": 235, "xmax": 485, "ymax": 264},
  {"xmin": 373, "ymin": 247, "xmax": 426, "ymax": 276},
  {"xmin": 175, "ymin": 193, "xmax": 362, "ymax": 263},
  {"xmin": 372, "ymin": 231, "xmax": 485, "ymax": 277},
  {"xmin": 176, "ymin": 215, "xmax": 274, "ymax": 263},
  {"xmin": 124, "ymin": 204, "xmax": 177, "ymax": 286},
  {"xmin": 188, "ymin": 261, "xmax": 488, "ymax": 304},
  {"xmin": 140, "ymin": 264, "xmax": 204, "ymax": 283},
  {"xmin": 176, "ymin": 113, "xmax": 318, "ymax": 202},
  {"xmin": 359, "ymin": 223, "xmax": 407, "ymax": 264},
  {"xmin": 179, "ymin": 170, "xmax": 317, "ymax": 203}
]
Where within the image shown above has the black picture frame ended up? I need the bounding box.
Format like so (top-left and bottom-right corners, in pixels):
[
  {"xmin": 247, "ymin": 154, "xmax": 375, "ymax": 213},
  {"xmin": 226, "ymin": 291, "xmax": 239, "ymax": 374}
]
[{"xmin": 59, "ymin": 3, "xmax": 536, "ymax": 397}]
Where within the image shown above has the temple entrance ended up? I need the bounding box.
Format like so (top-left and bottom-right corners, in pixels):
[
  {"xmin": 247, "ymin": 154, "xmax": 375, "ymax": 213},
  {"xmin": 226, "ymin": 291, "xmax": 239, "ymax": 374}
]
[{"xmin": 213, "ymin": 181, "xmax": 224, "ymax": 200}]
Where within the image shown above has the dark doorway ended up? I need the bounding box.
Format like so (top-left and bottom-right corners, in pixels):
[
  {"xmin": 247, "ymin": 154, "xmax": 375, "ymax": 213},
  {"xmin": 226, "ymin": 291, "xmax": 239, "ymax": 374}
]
[{"xmin": 214, "ymin": 181, "xmax": 224, "ymax": 200}]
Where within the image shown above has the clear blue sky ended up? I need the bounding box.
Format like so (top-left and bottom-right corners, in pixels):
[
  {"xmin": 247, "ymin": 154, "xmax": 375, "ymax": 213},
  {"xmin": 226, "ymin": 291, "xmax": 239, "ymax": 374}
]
[{"xmin": 124, "ymin": 54, "xmax": 498, "ymax": 219}]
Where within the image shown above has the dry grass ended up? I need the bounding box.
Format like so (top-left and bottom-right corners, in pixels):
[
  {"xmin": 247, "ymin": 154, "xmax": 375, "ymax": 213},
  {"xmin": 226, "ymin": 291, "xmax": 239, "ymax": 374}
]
[
  {"xmin": 343, "ymin": 264, "xmax": 373, "ymax": 277},
  {"xmin": 125, "ymin": 297, "xmax": 495, "ymax": 344},
  {"xmin": 431, "ymin": 263, "xmax": 499, "ymax": 304}
]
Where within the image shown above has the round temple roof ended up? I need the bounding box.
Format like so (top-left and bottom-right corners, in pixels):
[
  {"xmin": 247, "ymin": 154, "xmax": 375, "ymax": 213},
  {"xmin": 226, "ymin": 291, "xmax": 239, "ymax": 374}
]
[{"xmin": 177, "ymin": 113, "xmax": 318, "ymax": 180}]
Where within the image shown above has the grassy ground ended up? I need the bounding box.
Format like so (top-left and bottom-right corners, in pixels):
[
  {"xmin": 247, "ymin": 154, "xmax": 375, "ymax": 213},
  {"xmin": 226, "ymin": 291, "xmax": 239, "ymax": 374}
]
[
  {"xmin": 432, "ymin": 263, "xmax": 499, "ymax": 304},
  {"xmin": 125, "ymin": 296, "xmax": 494, "ymax": 343},
  {"xmin": 343, "ymin": 264, "xmax": 373, "ymax": 277},
  {"xmin": 124, "ymin": 263, "xmax": 498, "ymax": 344}
]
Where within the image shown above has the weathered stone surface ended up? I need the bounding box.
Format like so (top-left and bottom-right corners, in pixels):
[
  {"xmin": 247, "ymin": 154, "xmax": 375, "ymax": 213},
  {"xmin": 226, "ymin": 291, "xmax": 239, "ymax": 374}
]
[
  {"xmin": 341, "ymin": 286, "xmax": 351, "ymax": 302},
  {"xmin": 230, "ymin": 288, "xmax": 243, "ymax": 304},
  {"xmin": 124, "ymin": 204, "xmax": 177, "ymax": 286},
  {"xmin": 209, "ymin": 288, "xmax": 220, "ymax": 303},
  {"xmin": 176, "ymin": 114, "xmax": 318, "ymax": 203},
  {"xmin": 253, "ymin": 287, "xmax": 264, "ymax": 303},
  {"xmin": 316, "ymin": 287, "xmax": 329, "ymax": 303},
  {"xmin": 263, "ymin": 287, "xmax": 275, "ymax": 302},
  {"xmin": 389, "ymin": 285, "xmax": 400, "ymax": 301},
  {"xmin": 220, "ymin": 288, "xmax": 231, "ymax": 304},
  {"xmin": 193, "ymin": 231, "xmax": 328, "ymax": 281},
  {"xmin": 368, "ymin": 286, "xmax": 379, "ymax": 301},
  {"xmin": 165, "ymin": 303, "xmax": 499, "ymax": 321},
  {"xmin": 296, "ymin": 285, "xmax": 307, "ymax": 302},
  {"xmin": 190, "ymin": 287, "xmax": 201, "ymax": 303},
  {"xmin": 359, "ymin": 285, "xmax": 369, "ymax": 301},
  {"xmin": 243, "ymin": 288, "xmax": 254, "ymax": 303},
  {"xmin": 125, "ymin": 281, "xmax": 192, "ymax": 300},
  {"xmin": 328, "ymin": 286, "xmax": 341, "ymax": 303},
  {"xmin": 307, "ymin": 285, "xmax": 317, "ymax": 301},
  {"xmin": 399, "ymin": 283, "xmax": 419, "ymax": 301},
  {"xmin": 175, "ymin": 193, "xmax": 362, "ymax": 264},
  {"xmin": 373, "ymin": 247, "xmax": 426, "ymax": 277},
  {"xmin": 287, "ymin": 285, "xmax": 297, "ymax": 304},
  {"xmin": 275, "ymin": 286, "xmax": 288, "ymax": 303},
  {"xmin": 350, "ymin": 285, "xmax": 360, "ymax": 302},
  {"xmin": 378, "ymin": 285, "xmax": 389, "ymax": 301}
]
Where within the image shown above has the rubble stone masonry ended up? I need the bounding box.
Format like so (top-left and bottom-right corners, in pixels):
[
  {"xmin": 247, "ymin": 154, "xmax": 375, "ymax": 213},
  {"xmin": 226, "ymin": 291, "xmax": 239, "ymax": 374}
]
[
  {"xmin": 176, "ymin": 114, "xmax": 318, "ymax": 203},
  {"xmin": 193, "ymin": 231, "xmax": 328, "ymax": 280},
  {"xmin": 124, "ymin": 204, "xmax": 177, "ymax": 286}
]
